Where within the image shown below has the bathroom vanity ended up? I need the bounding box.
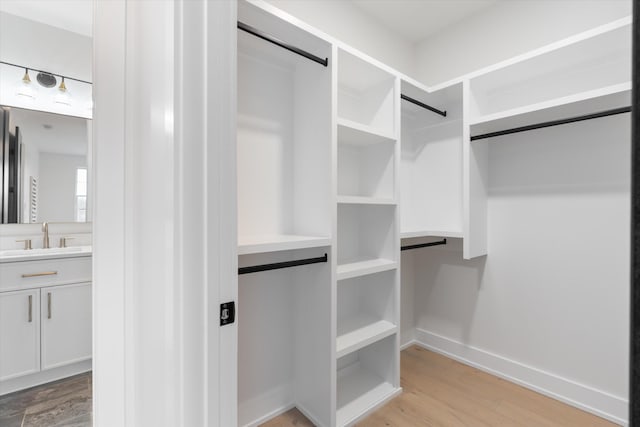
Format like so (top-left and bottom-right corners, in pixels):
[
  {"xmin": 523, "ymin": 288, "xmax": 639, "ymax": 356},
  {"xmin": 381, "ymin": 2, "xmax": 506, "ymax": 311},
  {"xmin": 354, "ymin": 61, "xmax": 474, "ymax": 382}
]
[{"xmin": 0, "ymin": 246, "xmax": 92, "ymax": 395}]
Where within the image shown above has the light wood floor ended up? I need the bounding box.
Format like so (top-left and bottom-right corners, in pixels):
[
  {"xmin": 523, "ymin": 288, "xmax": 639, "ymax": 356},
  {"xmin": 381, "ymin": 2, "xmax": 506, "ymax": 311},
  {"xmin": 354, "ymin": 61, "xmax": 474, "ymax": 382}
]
[{"xmin": 263, "ymin": 346, "xmax": 617, "ymax": 427}]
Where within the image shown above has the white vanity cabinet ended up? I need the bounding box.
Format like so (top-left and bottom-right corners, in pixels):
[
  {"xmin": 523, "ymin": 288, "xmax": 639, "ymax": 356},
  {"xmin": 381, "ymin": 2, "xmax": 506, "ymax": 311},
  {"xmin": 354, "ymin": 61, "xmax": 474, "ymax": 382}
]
[
  {"xmin": 0, "ymin": 253, "xmax": 92, "ymax": 394},
  {"xmin": 0, "ymin": 289, "xmax": 40, "ymax": 381},
  {"xmin": 41, "ymin": 283, "xmax": 92, "ymax": 370}
]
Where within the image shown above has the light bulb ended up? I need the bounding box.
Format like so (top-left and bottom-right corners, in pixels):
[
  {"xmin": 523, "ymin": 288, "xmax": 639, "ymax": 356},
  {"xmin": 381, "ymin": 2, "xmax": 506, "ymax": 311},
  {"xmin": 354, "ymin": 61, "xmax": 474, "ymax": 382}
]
[
  {"xmin": 16, "ymin": 68, "xmax": 35, "ymax": 99},
  {"xmin": 54, "ymin": 77, "xmax": 72, "ymax": 106}
]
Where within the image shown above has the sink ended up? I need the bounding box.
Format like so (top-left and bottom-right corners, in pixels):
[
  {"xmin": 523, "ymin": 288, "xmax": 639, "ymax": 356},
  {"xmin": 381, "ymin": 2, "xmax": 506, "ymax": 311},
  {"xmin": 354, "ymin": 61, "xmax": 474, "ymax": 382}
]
[{"xmin": 0, "ymin": 246, "xmax": 92, "ymax": 259}]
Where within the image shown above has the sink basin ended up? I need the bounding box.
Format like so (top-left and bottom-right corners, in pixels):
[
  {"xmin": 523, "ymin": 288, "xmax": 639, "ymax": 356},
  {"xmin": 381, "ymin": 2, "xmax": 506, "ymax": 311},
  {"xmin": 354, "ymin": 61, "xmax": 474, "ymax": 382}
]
[{"xmin": 0, "ymin": 246, "xmax": 92, "ymax": 259}]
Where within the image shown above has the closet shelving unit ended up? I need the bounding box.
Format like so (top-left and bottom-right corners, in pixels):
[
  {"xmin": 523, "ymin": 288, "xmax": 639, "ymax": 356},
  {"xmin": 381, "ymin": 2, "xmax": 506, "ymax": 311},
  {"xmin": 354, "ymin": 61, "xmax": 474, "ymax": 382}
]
[
  {"xmin": 237, "ymin": 2, "xmax": 333, "ymax": 426},
  {"xmin": 400, "ymin": 79, "xmax": 464, "ymax": 242},
  {"xmin": 463, "ymin": 16, "xmax": 631, "ymax": 259},
  {"xmin": 335, "ymin": 47, "xmax": 401, "ymax": 426},
  {"xmin": 236, "ymin": 0, "xmax": 631, "ymax": 424}
]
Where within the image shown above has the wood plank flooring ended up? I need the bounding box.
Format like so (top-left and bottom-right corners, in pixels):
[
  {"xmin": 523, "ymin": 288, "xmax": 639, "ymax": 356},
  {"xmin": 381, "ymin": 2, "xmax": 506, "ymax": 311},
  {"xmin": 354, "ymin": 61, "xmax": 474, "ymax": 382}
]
[
  {"xmin": 0, "ymin": 372, "xmax": 92, "ymax": 427},
  {"xmin": 264, "ymin": 346, "xmax": 618, "ymax": 427}
]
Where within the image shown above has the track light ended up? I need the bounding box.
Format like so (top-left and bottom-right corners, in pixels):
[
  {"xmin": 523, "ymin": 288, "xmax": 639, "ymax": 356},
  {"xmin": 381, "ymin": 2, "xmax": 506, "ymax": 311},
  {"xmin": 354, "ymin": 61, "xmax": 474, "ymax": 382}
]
[{"xmin": 16, "ymin": 68, "xmax": 36, "ymax": 99}]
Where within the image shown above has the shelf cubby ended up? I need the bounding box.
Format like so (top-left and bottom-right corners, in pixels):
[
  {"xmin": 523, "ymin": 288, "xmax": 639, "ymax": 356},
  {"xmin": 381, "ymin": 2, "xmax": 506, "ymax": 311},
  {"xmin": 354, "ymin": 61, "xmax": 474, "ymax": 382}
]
[
  {"xmin": 400, "ymin": 80, "xmax": 464, "ymax": 238},
  {"xmin": 469, "ymin": 18, "xmax": 631, "ymax": 119},
  {"xmin": 337, "ymin": 204, "xmax": 397, "ymax": 280},
  {"xmin": 237, "ymin": 6, "xmax": 332, "ymax": 255},
  {"xmin": 337, "ymin": 48, "xmax": 396, "ymax": 136},
  {"xmin": 470, "ymin": 82, "xmax": 630, "ymax": 139},
  {"xmin": 337, "ymin": 271, "xmax": 397, "ymax": 358},
  {"xmin": 336, "ymin": 335, "xmax": 400, "ymax": 426},
  {"xmin": 338, "ymin": 132, "xmax": 396, "ymax": 201}
]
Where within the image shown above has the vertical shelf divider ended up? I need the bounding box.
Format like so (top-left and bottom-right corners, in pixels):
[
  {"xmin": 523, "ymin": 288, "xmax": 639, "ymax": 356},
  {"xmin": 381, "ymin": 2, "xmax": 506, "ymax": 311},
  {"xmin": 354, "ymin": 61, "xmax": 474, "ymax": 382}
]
[{"xmin": 334, "ymin": 47, "xmax": 402, "ymax": 427}]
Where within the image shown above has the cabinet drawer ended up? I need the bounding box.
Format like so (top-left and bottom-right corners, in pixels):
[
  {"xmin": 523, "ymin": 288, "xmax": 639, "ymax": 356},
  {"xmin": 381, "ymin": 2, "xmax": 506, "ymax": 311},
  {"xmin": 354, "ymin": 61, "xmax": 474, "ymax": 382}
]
[{"xmin": 0, "ymin": 257, "xmax": 92, "ymax": 292}]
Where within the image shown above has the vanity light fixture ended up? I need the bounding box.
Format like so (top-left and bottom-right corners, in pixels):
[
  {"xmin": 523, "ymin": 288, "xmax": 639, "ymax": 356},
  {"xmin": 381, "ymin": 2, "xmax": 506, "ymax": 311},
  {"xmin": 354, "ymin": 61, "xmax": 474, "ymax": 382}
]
[
  {"xmin": 1, "ymin": 60, "xmax": 91, "ymax": 106},
  {"xmin": 16, "ymin": 68, "xmax": 36, "ymax": 100}
]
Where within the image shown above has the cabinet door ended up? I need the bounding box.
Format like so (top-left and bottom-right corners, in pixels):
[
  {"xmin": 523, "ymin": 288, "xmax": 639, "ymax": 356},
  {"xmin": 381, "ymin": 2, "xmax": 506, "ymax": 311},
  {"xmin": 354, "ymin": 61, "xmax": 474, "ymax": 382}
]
[
  {"xmin": 41, "ymin": 283, "xmax": 92, "ymax": 370},
  {"xmin": 0, "ymin": 289, "xmax": 40, "ymax": 380}
]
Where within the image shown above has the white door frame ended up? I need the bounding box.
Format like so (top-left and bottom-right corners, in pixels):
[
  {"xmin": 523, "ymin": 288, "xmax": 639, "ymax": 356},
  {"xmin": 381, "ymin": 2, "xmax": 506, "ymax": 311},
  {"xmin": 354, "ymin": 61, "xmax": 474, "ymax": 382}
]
[{"xmin": 92, "ymin": 1, "xmax": 237, "ymax": 425}]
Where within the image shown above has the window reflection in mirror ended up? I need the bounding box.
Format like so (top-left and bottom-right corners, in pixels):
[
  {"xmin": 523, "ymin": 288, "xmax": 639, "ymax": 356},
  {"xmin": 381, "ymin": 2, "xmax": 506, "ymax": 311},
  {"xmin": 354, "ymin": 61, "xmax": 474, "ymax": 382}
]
[{"xmin": 1, "ymin": 106, "xmax": 91, "ymax": 223}]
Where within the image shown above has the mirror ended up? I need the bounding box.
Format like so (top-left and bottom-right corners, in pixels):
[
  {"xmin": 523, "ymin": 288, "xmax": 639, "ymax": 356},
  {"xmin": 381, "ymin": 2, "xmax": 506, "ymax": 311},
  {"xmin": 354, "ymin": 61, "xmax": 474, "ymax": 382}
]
[{"xmin": 1, "ymin": 106, "xmax": 91, "ymax": 223}]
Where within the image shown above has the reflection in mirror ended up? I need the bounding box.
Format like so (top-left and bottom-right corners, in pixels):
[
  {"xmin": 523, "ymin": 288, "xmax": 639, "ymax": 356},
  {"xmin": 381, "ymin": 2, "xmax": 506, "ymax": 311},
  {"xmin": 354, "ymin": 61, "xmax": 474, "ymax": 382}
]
[{"xmin": 1, "ymin": 106, "xmax": 91, "ymax": 223}]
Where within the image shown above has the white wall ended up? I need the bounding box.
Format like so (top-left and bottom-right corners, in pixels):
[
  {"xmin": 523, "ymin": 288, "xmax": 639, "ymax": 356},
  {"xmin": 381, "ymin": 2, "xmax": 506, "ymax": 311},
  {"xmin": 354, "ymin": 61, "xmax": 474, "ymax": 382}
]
[
  {"xmin": 0, "ymin": 12, "xmax": 93, "ymax": 118},
  {"xmin": 0, "ymin": 11, "xmax": 91, "ymax": 81},
  {"xmin": 263, "ymin": 0, "xmax": 416, "ymax": 77},
  {"xmin": 415, "ymin": 0, "xmax": 632, "ymax": 86},
  {"xmin": 408, "ymin": 114, "xmax": 630, "ymax": 423},
  {"xmin": 38, "ymin": 152, "xmax": 86, "ymax": 222}
]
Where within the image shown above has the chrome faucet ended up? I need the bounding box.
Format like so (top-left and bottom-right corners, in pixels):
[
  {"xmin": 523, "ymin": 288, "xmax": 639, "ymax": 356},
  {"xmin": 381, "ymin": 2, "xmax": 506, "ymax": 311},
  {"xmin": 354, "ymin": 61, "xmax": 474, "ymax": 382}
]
[{"xmin": 42, "ymin": 222, "xmax": 50, "ymax": 249}]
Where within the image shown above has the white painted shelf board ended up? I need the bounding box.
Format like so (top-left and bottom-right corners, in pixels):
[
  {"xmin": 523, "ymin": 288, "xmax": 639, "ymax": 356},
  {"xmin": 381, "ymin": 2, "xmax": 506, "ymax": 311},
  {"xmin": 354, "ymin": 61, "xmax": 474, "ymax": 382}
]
[
  {"xmin": 336, "ymin": 317, "xmax": 397, "ymax": 359},
  {"xmin": 404, "ymin": 117, "xmax": 462, "ymax": 134},
  {"xmin": 337, "ymin": 118, "xmax": 396, "ymax": 145},
  {"xmin": 337, "ymin": 258, "xmax": 397, "ymax": 281},
  {"xmin": 238, "ymin": 235, "xmax": 331, "ymax": 255},
  {"xmin": 336, "ymin": 364, "xmax": 399, "ymax": 427},
  {"xmin": 470, "ymin": 82, "xmax": 631, "ymax": 136},
  {"xmin": 400, "ymin": 229, "xmax": 463, "ymax": 239},
  {"xmin": 337, "ymin": 196, "xmax": 397, "ymax": 206}
]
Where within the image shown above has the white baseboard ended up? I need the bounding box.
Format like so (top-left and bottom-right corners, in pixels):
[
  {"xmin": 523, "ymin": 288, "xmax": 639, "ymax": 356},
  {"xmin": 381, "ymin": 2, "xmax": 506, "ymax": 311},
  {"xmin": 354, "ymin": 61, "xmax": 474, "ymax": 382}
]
[
  {"xmin": 400, "ymin": 328, "xmax": 415, "ymax": 350},
  {"xmin": 239, "ymin": 386, "xmax": 329, "ymax": 427},
  {"xmin": 239, "ymin": 384, "xmax": 293, "ymax": 427},
  {"xmin": 413, "ymin": 328, "xmax": 628, "ymax": 426}
]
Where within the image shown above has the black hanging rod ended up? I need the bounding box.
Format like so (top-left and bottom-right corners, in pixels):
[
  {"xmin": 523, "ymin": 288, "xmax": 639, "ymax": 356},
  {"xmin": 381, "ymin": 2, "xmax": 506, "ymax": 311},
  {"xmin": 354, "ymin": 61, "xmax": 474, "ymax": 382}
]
[
  {"xmin": 0, "ymin": 60, "xmax": 92, "ymax": 85},
  {"xmin": 401, "ymin": 239, "xmax": 447, "ymax": 251},
  {"xmin": 238, "ymin": 253, "xmax": 328, "ymax": 275},
  {"xmin": 471, "ymin": 106, "xmax": 631, "ymax": 141},
  {"xmin": 401, "ymin": 94, "xmax": 447, "ymax": 117},
  {"xmin": 238, "ymin": 21, "xmax": 328, "ymax": 67}
]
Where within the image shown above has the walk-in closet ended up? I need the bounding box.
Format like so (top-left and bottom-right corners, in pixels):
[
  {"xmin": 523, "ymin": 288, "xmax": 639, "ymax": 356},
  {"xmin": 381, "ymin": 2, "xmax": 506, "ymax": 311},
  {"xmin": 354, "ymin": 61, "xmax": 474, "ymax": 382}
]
[{"xmin": 231, "ymin": 0, "xmax": 631, "ymax": 426}]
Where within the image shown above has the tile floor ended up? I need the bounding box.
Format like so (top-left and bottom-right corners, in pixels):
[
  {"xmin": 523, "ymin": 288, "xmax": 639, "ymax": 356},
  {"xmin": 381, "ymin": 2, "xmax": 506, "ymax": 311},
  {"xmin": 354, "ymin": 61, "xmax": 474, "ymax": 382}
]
[{"xmin": 0, "ymin": 372, "xmax": 92, "ymax": 427}]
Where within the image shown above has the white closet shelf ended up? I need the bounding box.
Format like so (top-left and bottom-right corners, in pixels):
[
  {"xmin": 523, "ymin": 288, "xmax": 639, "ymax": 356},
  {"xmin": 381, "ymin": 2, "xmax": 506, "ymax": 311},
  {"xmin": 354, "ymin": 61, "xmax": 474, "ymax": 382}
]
[
  {"xmin": 337, "ymin": 258, "xmax": 397, "ymax": 281},
  {"xmin": 337, "ymin": 196, "xmax": 397, "ymax": 206},
  {"xmin": 337, "ymin": 118, "xmax": 396, "ymax": 144},
  {"xmin": 400, "ymin": 229, "xmax": 463, "ymax": 239},
  {"xmin": 337, "ymin": 317, "xmax": 397, "ymax": 359},
  {"xmin": 238, "ymin": 234, "xmax": 331, "ymax": 255},
  {"xmin": 470, "ymin": 82, "xmax": 631, "ymax": 137},
  {"xmin": 337, "ymin": 364, "xmax": 401, "ymax": 427}
]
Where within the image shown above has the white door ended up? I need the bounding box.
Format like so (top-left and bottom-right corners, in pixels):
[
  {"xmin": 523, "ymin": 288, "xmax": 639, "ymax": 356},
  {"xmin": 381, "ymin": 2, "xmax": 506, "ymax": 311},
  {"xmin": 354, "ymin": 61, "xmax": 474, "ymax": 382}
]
[
  {"xmin": 41, "ymin": 283, "xmax": 92, "ymax": 370},
  {"xmin": 0, "ymin": 289, "xmax": 40, "ymax": 380}
]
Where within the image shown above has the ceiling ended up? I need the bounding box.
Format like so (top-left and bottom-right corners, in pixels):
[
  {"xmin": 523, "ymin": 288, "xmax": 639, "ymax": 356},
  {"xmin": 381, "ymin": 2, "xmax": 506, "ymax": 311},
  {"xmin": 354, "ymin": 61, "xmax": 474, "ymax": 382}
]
[
  {"xmin": 0, "ymin": 0, "xmax": 92, "ymax": 37},
  {"xmin": 352, "ymin": 0, "xmax": 498, "ymax": 43},
  {"xmin": 0, "ymin": 1, "xmax": 496, "ymax": 45}
]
